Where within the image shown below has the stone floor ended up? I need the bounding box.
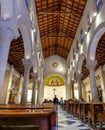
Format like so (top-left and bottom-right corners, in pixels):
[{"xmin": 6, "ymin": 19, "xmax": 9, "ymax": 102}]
[{"xmin": 58, "ymin": 107, "xmax": 93, "ymax": 130}]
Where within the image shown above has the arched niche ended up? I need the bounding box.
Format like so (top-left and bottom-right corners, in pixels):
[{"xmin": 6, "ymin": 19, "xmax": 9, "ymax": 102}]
[
  {"xmin": 19, "ymin": 25, "xmax": 32, "ymax": 59},
  {"xmin": 44, "ymin": 73, "xmax": 66, "ymax": 100}
]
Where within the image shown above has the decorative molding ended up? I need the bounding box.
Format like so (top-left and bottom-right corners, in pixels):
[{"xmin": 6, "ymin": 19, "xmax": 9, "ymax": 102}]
[{"xmin": 22, "ymin": 58, "xmax": 32, "ymax": 70}]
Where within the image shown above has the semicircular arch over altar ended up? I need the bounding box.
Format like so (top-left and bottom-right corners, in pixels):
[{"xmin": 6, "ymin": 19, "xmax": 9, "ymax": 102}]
[{"xmin": 45, "ymin": 74, "xmax": 65, "ymax": 87}]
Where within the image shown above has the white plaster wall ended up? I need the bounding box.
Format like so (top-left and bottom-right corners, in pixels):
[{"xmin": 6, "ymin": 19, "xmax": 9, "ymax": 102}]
[
  {"xmin": 44, "ymin": 55, "xmax": 67, "ymax": 76},
  {"xmin": 44, "ymin": 85, "xmax": 66, "ymax": 101}
]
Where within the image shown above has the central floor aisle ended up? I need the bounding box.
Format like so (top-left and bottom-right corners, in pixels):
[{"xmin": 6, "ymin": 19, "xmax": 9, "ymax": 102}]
[{"xmin": 58, "ymin": 107, "xmax": 93, "ymax": 130}]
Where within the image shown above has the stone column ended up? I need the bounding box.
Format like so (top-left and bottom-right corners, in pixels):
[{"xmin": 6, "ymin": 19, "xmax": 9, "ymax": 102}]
[
  {"xmin": 101, "ymin": 66, "xmax": 105, "ymax": 102},
  {"xmin": 71, "ymin": 80, "xmax": 74, "ymax": 100},
  {"xmin": 6, "ymin": 65, "xmax": 14, "ymax": 104},
  {"xmin": 66, "ymin": 84, "xmax": 71, "ymax": 100},
  {"xmin": 21, "ymin": 59, "xmax": 32, "ymax": 104},
  {"xmin": 16, "ymin": 75, "xmax": 24, "ymax": 104},
  {"xmin": 1, "ymin": 0, "xmax": 13, "ymax": 18},
  {"xmin": 77, "ymin": 73, "xmax": 82, "ymax": 101},
  {"xmin": 87, "ymin": 60, "xmax": 99, "ymax": 102},
  {"xmin": 31, "ymin": 72, "xmax": 38, "ymax": 105},
  {"xmin": 37, "ymin": 81, "xmax": 44, "ymax": 104},
  {"xmin": 37, "ymin": 80, "xmax": 41, "ymax": 104},
  {"xmin": 0, "ymin": 18, "xmax": 19, "ymax": 96}
]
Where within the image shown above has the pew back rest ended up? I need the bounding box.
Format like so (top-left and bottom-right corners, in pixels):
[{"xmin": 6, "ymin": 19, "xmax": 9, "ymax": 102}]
[{"xmin": 0, "ymin": 125, "xmax": 39, "ymax": 130}]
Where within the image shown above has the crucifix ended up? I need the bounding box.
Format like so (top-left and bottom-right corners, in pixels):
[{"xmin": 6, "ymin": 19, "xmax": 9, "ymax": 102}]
[{"xmin": 53, "ymin": 88, "xmax": 56, "ymax": 95}]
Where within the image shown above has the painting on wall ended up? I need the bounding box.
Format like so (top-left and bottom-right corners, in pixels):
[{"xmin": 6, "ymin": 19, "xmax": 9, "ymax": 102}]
[{"xmin": 45, "ymin": 74, "xmax": 65, "ymax": 86}]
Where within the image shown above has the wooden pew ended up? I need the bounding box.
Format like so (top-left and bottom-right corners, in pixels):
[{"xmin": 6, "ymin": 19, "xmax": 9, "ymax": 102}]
[
  {"xmin": 0, "ymin": 104, "xmax": 57, "ymax": 130},
  {"xmin": 63, "ymin": 100, "xmax": 70, "ymax": 112},
  {"xmin": 80, "ymin": 102, "xmax": 90, "ymax": 122},
  {"xmin": 0, "ymin": 125, "xmax": 39, "ymax": 130},
  {"xmin": 77, "ymin": 102, "xmax": 82, "ymax": 119},
  {"xmin": 69, "ymin": 102, "xmax": 74, "ymax": 114},
  {"xmin": 88, "ymin": 102, "xmax": 103, "ymax": 129},
  {"xmin": 97, "ymin": 103, "xmax": 105, "ymax": 130},
  {"xmin": 0, "ymin": 103, "xmax": 55, "ymax": 110},
  {"xmin": 72, "ymin": 102, "xmax": 79, "ymax": 116}
]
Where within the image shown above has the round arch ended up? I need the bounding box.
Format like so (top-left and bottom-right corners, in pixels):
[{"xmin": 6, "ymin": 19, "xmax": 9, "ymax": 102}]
[
  {"xmin": 18, "ymin": 17, "xmax": 32, "ymax": 60},
  {"xmin": 44, "ymin": 72, "xmax": 66, "ymax": 86},
  {"xmin": 87, "ymin": 21, "xmax": 105, "ymax": 61}
]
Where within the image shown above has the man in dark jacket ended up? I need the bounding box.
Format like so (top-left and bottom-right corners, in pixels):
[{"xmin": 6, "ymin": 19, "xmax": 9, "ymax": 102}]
[{"xmin": 53, "ymin": 95, "xmax": 58, "ymax": 105}]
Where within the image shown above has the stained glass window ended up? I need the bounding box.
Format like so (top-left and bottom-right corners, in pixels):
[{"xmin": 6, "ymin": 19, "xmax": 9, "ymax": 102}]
[
  {"xmin": 25, "ymin": 0, "xmax": 30, "ymax": 10},
  {"xmin": 95, "ymin": 0, "xmax": 103, "ymax": 11}
]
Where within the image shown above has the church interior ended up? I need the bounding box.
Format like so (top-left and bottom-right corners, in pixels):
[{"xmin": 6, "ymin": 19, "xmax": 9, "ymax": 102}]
[{"xmin": 0, "ymin": 0, "xmax": 105, "ymax": 129}]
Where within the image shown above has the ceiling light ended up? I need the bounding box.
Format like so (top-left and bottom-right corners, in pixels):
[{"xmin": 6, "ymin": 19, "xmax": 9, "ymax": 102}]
[
  {"xmin": 32, "ymin": 29, "xmax": 36, "ymax": 32},
  {"xmin": 18, "ymin": 15, "xmax": 21, "ymax": 19},
  {"xmin": 3, "ymin": 17, "xmax": 7, "ymax": 20},
  {"xmin": 85, "ymin": 31, "xmax": 87, "ymax": 35},
  {"xmin": 93, "ymin": 12, "xmax": 97, "ymax": 17}
]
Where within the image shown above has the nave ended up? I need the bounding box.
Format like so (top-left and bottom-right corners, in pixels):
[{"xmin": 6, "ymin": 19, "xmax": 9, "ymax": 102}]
[{"xmin": 58, "ymin": 106, "xmax": 93, "ymax": 130}]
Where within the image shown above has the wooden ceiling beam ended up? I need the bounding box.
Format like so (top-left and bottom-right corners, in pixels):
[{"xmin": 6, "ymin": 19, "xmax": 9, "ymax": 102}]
[
  {"xmin": 41, "ymin": 36, "xmax": 74, "ymax": 39},
  {"xmin": 37, "ymin": 11, "xmax": 80, "ymax": 15},
  {"xmin": 43, "ymin": 44, "xmax": 69, "ymax": 52}
]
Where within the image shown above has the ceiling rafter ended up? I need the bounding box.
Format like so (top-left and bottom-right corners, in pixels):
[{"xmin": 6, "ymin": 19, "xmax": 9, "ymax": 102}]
[
  {"xmin": 41, "ymin": 35, "xmax": 74, "ymax": 39},
  {"xmin": 37, "ymin": 11, "xmax": 80, "ymax": 15},
  {"xmin": 43, "ymin": 44, "xmax": 69, "ymax": 52}
]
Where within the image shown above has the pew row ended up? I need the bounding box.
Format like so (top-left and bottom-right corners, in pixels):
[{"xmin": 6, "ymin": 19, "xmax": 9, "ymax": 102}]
[
  {"xmin": 0, "ymin": 104, "xmax": 58, "ymax": 130},
  {"xmin": 97, "ymin": 103, "xmax": 105, "ymax": 130}
]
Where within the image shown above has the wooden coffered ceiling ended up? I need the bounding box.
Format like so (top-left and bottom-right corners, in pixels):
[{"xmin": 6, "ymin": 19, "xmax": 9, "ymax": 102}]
[{"xmin": 35, "ymin": 0, "xmax": 87, "ymax": 59}]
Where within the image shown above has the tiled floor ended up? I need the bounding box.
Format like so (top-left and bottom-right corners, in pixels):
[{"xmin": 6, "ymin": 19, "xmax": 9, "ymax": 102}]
[{"xmin": 58, "ymin": 107, "xmax": 93, "ymax": 130}]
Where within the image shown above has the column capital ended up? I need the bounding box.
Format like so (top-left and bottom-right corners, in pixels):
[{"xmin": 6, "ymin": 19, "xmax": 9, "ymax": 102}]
[
  {"xmin": 77, "ymin": 73, "xmax": 82, "ymax": 79},
  {"xmin": 86, "ymin": 60, "xmax": 97, "ymax": 70},
  {"xmin": 0, "ymin": 18, "xmax": 19, "ymax": 39},
  {"xmin": 22, "ymin": 58, "xmax": 32, "ymax": 70},
  {"xmin": 32, "ymin": 72, "xmax": 38, "ymax": 79}
]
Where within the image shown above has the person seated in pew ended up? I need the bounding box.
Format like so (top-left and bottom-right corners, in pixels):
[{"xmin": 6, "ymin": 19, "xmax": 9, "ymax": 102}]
[
  {"xmin": 43, "ymin": 99, "xmax": 49, "ymax": 103},
  {"xmin": 80, "ymin": 98, "xmax": 85, "ymax": 102}
]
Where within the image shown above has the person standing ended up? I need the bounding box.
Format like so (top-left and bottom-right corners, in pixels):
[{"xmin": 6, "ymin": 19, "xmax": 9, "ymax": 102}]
[
  {"xmin": 59, "ymin": 97, "xmax": 63, "ymax": 112},
  {"xmin": 53, "ymin": 95, "xmax": 58, "ymax": 105}
]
